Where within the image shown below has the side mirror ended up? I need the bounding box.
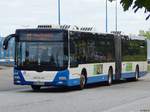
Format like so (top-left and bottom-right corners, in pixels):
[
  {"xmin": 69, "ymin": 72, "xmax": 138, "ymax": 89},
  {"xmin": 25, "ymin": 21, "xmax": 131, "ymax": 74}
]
[{"xmin": 3, "ymin": 34, "xmax": 16, "ymax": 50}]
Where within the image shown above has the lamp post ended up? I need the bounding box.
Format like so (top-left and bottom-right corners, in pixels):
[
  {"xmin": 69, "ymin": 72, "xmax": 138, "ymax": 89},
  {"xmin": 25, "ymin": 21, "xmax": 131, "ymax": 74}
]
[
  {"xmin": 106, "ymin": 0, "xmax": 118, "ymax": 32},
  {"xmin": 106, "ymin": 0, "xmax": 108, "ymax": 33},
  {"xmin": 58, "ymin": 0, "xmax": 61, "ymax": 25},
  {"xmin": 115, "ymin": 0, "xmax": 117, "ymax": 32}
]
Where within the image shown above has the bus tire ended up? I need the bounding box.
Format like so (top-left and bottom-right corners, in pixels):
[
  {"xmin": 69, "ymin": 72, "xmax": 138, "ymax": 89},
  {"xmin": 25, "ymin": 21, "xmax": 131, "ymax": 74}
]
[
  {"xmin": 79, "ymin": 74, "xmax": 86, "ymax": 90},
  {"xmin": 79, "ymin": 69, "xmax": 87, "ymax": 90},
  {"xmin": 31, "ymin": 85, "xmax": 41, "ymax": 91},
  {"xmin": 134, "ymin": 65, "xmax": 139, "ymax": 81},
  {"xmin": 107, "ymin": 67, "xmax": 113, "ymax": 86}
]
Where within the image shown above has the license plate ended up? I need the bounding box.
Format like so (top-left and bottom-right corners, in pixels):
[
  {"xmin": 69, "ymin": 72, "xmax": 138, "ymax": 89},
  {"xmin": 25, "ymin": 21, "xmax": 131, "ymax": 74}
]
[{"xmin": 33, "ymin": 82, "xmax": 45, "ymax": 85}]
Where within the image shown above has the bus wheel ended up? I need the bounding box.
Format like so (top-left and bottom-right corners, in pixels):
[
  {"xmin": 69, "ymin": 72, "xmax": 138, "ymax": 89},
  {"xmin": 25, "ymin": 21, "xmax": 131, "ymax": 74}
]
[
  {"xmin": 79, "ymin": 74, "xmax": 86, "ymax": 90},
  {"xmin": 31, "ymin": 85, "xmax": 41, "ymax": 91},
  {"xmin": 135, "ymin": 66, "xmax": 139, "ymax": 81},
  {"xmin": 107, "ymin": 68, "xmax": 113, "ymax": 86}
]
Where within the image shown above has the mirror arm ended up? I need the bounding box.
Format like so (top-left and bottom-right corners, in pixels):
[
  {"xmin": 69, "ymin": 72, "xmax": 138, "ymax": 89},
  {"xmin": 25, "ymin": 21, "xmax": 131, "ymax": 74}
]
[{"xmin": 3, "ymin": 34, "xmax": 17, "ymax": 50}]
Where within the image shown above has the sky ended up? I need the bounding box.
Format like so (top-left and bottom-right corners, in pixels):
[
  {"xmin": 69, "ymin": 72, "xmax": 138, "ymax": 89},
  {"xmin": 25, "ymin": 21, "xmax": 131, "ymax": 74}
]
[{"xmin": 0, "ymin": 0, "xmax": 150, "ymax": 37}]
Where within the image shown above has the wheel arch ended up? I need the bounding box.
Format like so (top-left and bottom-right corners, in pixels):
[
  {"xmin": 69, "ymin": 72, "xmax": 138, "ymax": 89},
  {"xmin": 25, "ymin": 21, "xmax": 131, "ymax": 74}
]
[{"xmin": 108, "ymin": 66, "xmax": 113, "ymax": 75}]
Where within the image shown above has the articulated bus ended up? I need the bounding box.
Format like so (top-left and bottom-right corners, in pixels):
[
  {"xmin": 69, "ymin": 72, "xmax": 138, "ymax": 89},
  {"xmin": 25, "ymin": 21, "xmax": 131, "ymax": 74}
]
[{"xmin": 3, "ymin": 25, "xmax": 147, "ymax": 91}]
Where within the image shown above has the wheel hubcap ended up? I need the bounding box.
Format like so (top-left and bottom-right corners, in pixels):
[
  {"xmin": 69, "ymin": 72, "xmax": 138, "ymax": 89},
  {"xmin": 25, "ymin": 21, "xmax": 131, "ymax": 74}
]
[
  {"xmin": 135, "ymin": 71, "xmax": 138, "ymax": 80},
  {"xmin": 108, "ymin": 75, "xmax": 112, "ymax": 84}
]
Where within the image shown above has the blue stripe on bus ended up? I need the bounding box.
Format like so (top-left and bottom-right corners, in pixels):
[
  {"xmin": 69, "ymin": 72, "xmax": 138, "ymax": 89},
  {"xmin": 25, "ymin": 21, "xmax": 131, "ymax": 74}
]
[
  {"xmin": 87, "ymin": 75, "xmax": 108, "ymax": 84},
  {"xmin": 14, "ymin": 68, "xmax": 147, "ymax": 87},
  {"xmin": 52, "ymin": 70, "xmax": 69, "ymax": 86},
  {"xmin": 121, "ymin": 72, "xmax": 135, "ymax": 79},
  {"xmin": 67, "ymin": 71, "xmax": 147, "ymax": 86},
  {"xmin": 14, "ymin": 69, "xmax": 27, "ymax": 85},
  {"xmin": 68, "ymin": 74, "xmax": 108, "ymax": 86},
  {"xmin": 121, "ymin": 71, "xmax": 147, "ymax": 79},
  {"xmin": 14, "ymin": 68, "xmax": 70, "ymax": 86}
]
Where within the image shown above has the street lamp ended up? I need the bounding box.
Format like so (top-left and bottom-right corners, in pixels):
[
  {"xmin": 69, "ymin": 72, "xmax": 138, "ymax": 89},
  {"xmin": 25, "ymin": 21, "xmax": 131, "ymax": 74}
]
[
  {"xmin": 115, "ymin": 0, "xmax": 117, "ymax": 32},
  {"xmin": 106, "ymin": 0, "xmax": 108, "ymax": 33},
  {"xmin": 106, "ymin": 0, "xmax": 118, "ymax": 32},
  {"xmin": 58, "ymin": 0, "xmax": 61, "ymax": 25}
]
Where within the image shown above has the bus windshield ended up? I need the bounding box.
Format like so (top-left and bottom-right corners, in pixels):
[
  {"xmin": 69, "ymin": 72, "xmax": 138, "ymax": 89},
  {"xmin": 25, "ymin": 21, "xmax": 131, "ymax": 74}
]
[{"xmin": 15, "ymin": 31, "xmax": 68, "ymax": 71}]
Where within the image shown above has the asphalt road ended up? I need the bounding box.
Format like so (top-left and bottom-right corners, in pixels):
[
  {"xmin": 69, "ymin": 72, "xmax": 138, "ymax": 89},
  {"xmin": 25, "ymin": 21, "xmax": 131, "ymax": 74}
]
[
  {"xmin": 0, "ymin": 66, "xmax": 150, "ymax": 112},
  {"xmin": 0, "ymin": 66, "xmax": 29, "ymax": 91}
]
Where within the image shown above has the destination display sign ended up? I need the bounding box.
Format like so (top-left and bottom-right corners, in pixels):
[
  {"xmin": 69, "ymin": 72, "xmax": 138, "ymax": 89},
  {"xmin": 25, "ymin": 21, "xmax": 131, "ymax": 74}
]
[{"xmin": 19, "ymin": 32, "xmax": 63, "ymax": 41}]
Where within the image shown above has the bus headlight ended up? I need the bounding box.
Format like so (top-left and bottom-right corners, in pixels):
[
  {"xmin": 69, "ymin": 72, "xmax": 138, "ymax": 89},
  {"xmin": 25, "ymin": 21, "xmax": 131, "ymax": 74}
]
[
  {"xmin": 14, "ymin": 70, "xmax": 18, "ymax": 75},
  {"xmin": 59, "ymin": 77, "xmax": 67, "ymax": 80},
  {"xmin": 14, "ymin": 76, "xmax": 20, "ymax": 80}
]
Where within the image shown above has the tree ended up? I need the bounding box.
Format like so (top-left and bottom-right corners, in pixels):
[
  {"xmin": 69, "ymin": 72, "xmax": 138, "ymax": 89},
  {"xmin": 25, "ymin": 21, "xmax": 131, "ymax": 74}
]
[
  {"xmin": 120, "ymin": 0, "xmax": 150, "ymax": 20},
  {"xmin": 109, "ymin": 0, "xmax": 150, "ymax": 20},
  {"xmin": 139, "ymin": 29, "xmax": 150, "ymax": 39}
]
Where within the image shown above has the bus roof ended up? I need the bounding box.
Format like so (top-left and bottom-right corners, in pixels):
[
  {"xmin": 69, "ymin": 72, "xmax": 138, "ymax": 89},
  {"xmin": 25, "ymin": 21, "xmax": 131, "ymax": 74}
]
[
  {"xmin": 15, "ymin": 28, "xmax": 114, "ymax": 36},
  {"xmin": 15, "ymin": 28, "xmax": 146, "ymax": 41},
  {"xmin": 16, "ymin": 28, "xmax": 67, "ymax": 33}
]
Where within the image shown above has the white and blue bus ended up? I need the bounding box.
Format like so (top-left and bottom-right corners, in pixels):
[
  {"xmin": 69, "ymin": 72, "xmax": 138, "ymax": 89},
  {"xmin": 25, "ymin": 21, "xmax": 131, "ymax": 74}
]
[{"xmin": 3, "ymin": 25, "xmax": 147, "ymax": 91}]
